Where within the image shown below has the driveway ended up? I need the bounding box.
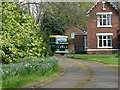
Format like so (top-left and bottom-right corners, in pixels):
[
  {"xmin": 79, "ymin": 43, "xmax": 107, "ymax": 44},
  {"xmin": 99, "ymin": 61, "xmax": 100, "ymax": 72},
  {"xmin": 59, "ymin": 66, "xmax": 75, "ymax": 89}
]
[{"xmin": 42, "ymin": 54, "xmax": 118, "ymax": 88}]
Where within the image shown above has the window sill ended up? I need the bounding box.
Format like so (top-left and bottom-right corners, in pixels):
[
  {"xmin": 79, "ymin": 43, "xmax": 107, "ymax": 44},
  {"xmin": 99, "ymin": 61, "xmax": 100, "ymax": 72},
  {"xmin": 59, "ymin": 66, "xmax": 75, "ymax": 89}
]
[
  {"xmin": 97, "ymin": 47, "xmax": 113, "ymax": 48},
  {"xmin": 97, "ymin": 25, "xmax": 112, "ymax": 28}
]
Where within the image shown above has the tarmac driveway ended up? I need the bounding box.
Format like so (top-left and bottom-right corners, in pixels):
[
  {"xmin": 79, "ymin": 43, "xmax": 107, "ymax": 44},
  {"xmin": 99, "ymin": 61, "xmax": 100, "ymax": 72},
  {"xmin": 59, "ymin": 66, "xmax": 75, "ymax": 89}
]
[{"xmin": 42, "ymin": 55, "xmax": 118, "ymax": 88}]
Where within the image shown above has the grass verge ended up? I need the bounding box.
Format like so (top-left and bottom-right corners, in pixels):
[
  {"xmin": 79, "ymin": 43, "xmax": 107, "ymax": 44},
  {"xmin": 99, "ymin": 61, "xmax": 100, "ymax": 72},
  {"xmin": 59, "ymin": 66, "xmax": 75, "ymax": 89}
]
[
  {"xmin": 69, "ymin": 54, "xmax": 118, "ymax": 65},
  {"xmin": 2, "ymin": 57, "xmax": 59, "ymax": 88},
  {"xmin": 3, "ymin": 65, "xmax": 59, "ymax": 88},
  {"xmin": 69, "ymin": 54, "xmax": 119, "ymax": 72}
]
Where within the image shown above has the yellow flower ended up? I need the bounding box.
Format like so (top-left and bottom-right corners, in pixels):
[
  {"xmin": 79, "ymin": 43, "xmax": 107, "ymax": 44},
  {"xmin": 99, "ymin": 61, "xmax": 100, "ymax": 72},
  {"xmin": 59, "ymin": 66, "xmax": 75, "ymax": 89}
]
[
  {"xmin": 6, "ymin": 71, "xmax": 8, "ymax": 74},
  {"xmin": 47, "ymin": 63, "xmax": 50, "ymax": 65}
]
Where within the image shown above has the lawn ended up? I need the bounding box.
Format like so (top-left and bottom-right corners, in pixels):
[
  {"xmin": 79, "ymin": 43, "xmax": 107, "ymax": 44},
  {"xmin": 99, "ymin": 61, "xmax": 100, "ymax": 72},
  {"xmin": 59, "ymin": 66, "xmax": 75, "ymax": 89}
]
[{"xmin": 69, "ymin": 54, "xmax": 119, "ymax": 65}]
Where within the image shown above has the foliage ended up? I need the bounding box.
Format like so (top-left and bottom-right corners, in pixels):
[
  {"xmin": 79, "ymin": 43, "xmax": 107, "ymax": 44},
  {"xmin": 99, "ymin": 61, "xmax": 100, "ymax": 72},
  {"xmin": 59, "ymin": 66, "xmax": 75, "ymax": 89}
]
[
  {"xmin": 40, "ymin": 2, "xmax": 94, "ymax": 36},
  {"xmin": 70, "ymin": 54, "xmax": 118, "ymax": 65},
  {"xmin": 2, "ymin": 57, "xmax": 58, "ymax": 80},
  {"xmin": 2, "ymin": 57, "xmax": 58, "ymax": 88},
  {"xmin": 41, "ymin": 11, "xmax": 65, "ymax": 35},
  {"xmin": 1, "ymin": 2, "xmax": 49, "ymax": 63},
  {"xmin": 2, "ymin": 66, "xmax": 59, "ymax": 88},
  {"xmin": 68, "ymin": 38, "xmax": 74, "ymax": 45}
]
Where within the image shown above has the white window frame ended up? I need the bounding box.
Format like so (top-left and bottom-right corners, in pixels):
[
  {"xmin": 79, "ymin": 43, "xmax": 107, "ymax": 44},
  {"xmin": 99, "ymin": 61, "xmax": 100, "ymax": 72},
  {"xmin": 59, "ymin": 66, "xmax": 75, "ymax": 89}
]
[
  {"xmin": 97, "ymin": 12, "xmax": 112, "ymax": 27},
  {"xmin": 84, "ymin": 36, "xmax": 88, "ymax": 48},
  {"xmin": 96, "ymin": 33, "xmax": 113, "ymax": 48},
  {"xmin": 71, "ymin": 32, "xmax": 76, "ymax": 38}
]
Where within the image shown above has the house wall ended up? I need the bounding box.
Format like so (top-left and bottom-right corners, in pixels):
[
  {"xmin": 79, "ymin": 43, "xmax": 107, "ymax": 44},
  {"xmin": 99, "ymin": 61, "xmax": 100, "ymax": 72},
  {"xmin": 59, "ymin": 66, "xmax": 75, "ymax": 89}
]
[
  {"xmin": 87, "ymin": 2, "xmax": 120, "ymax": 54},
  {"xmin": 65, "ymin": 25, "xmax": 84, "ymax": 38},
  {"xmin": 118, "ymin": 30, "xmax": 120, "ymax": 49},
  {"xmin": 64, "ymin": 25, "xmax": 84, "ymax": 53},
  {"xmin": 74, "ymin": 35, "xmax": 85, "ymax": 53}
]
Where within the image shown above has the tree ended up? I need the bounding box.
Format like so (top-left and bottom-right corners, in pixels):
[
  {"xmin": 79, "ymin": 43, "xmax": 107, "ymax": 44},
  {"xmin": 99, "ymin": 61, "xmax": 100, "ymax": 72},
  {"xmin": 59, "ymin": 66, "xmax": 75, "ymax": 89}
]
[
  {"xmin": 40, "ymin": 2, "xmax": 94, "ymax": 35},
  {"xmin": 1, "ymin": 2, "xmax": 47, "ymax": 63}
]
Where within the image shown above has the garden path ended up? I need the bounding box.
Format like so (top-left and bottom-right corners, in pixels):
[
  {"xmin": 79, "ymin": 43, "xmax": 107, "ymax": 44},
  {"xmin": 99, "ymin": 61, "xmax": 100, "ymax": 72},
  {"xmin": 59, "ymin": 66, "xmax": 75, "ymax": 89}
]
[{"xmin": 42, "ymin": 55, "xmax": 118, "ymax": 88}]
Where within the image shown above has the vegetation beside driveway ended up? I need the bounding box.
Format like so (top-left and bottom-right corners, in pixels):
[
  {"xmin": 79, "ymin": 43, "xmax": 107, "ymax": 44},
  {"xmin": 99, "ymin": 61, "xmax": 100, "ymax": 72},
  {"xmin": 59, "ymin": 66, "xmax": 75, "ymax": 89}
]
[
  {"xmin": 69, "ymin": 54, "xmax": 119, "ymax": 71},
  {"xmin": 69, "ymin": 54, "xmax": 118, "ymax": 65},
  {"xmin": 2, "ymin": 57, "xmax": 59, "ymax": 88}
]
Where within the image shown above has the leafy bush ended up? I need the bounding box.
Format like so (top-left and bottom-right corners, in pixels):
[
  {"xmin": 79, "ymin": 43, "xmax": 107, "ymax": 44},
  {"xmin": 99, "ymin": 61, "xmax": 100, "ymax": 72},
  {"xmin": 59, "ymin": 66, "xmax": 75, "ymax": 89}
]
[
  {"xmin": 2, "ymin": 57, "xmax": 58, "ymax": 80},
  {"xmin": 68, "ymin": 38, "xmax": 74, "ymax": 45},
  {"xmin": 1, "ymin": 2, "xmax": 50, "ymax": 63}
]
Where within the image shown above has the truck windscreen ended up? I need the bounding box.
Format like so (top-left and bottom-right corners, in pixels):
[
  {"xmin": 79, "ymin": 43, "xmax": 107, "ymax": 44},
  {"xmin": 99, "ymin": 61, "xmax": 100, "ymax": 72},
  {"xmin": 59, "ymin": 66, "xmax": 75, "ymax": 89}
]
[{"xmin": 56, "ymin": 37, "xmax": 68, "ymax": 43}]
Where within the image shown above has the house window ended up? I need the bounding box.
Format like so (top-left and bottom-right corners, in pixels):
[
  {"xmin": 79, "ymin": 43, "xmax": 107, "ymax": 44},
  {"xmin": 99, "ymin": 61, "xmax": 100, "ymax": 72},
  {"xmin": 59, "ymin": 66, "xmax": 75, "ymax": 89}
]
[
  {"xmin": 85, "ymin": 36, "xmax": 88, "ymax": 48},
  {"xmin": 98, "ymin": 35, "xmax": 112, "ymax": 48},
  {"xmin": 97, "ymin": 12, "xmax": 112, "ymax": 27},
  {"xmin": 71, "ymin": 32, "xmax": 76, "ymax": 38}
]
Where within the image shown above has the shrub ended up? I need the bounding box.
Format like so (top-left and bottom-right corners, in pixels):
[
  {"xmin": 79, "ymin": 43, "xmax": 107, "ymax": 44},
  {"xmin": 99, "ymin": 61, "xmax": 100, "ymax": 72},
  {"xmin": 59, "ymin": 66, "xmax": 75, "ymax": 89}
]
[
  {"xmin": 68, "ymin": 38, "xmax": 74, "ymax": 45},
  {"xmin": 1, "ymin": 2, "xmax": 50, "ymax": 63}
]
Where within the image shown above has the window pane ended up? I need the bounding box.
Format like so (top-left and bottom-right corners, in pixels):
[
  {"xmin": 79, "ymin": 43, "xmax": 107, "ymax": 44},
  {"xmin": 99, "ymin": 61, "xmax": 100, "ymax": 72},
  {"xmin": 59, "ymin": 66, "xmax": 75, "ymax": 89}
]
[
  {"xmin": 103, "ymin": 15, "xmax": 106, "ymax": 18},
  {"xmin": 108, "ymin": 40, "xmax": 111, "ymax": 46},
  {"xmin": 99, "ymin": 36, "xmax": 102, "ymax": 39},
  {"xmin": 99, "ymin": 40, "xmax": 102, "ymax": 47},
  {"xmin": 109, "ymin": 19, "xmax": 111, "ymax": 25},
  {"xmin": 107, "ymin": 19, "xmax": 110, "ymax": 25},
  {"xmin": 71, "ymin": 32, "xmax": 76, "ymax": 38},
  {"xmin": 108, "ymin": 36, "xmax": 111, "ymax": 39},
  {"xmin": 100, "ymin": 19, "xmax": 102, "ymax": 25},
  {"xmin": 100, "ymin": 15, "xmax": 102, "ymax": 18},
  {"xmin": 103, "ymin": 40, "xmax": 106, "ymax": 46},
  {"xmin": 107, "ymin": 15, "xmax": 110, "ymax": 19},
  {"xmin": 107, "ymin": 15, "xmax": 111, "ymax": 25},
  {"xmin": 103, "ymin": 19, "xmax": 106, "ymax": 25},
  {"xmin": 103, "ymin": 36, "xmax": 106, "ymax": 39}
]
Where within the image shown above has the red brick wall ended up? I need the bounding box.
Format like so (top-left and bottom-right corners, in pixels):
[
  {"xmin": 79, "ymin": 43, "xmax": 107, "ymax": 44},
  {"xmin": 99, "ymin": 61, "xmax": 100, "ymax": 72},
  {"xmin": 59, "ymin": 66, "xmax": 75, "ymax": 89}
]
[
  {"xmin": 65, "ymin": 25, "xmax": 84, "ymax": 53},
  {"xmin": 64, "ymin": 25, "xmax": 84, "ymax": 38},
  {"xmin": 88, "ymin": 51, "xmax": 116, "ymax": 54},
  {"xmin": 87, "ymin": 2, "xmax": 120, "ymax": 54},
  {"xmin": 74, "ymin": 35, "xmax": 85, "ymax": 53},
  {"xmin": 118, "ymin": 30, "xmax": 120, "ymax": 49}
]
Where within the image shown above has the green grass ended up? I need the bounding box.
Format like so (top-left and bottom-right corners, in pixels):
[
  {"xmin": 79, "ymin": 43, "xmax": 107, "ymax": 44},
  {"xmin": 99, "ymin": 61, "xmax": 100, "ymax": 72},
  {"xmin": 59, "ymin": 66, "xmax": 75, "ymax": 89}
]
[
  {"xmin": 69, "ymin": 54, "xmax": 118, "ymax": 65},
  {"xmin": 2, "ymin": 65, "xmax": 59, "ymax": 88}
]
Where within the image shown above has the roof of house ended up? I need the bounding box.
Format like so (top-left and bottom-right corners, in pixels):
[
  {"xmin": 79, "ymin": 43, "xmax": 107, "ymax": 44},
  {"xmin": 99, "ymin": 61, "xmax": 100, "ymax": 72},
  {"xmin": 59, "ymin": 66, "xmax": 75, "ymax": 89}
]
[
  {"xmin": 87, "ymin": 0, "xmax": 118, "ymax": 14},
  {"xmin": 76, "ymin": 25, "xmax": 87, "ymax": 32}
]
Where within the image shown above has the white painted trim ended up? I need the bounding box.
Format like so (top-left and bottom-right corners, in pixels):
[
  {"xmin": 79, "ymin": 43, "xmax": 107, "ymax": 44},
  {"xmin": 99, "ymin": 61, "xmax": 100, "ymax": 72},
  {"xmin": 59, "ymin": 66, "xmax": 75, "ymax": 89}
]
[
  {"xmin": 87, "ymin": 0, "xmax": 100, "ymax": 14},
  {"xmin": 87, "ymin": 49, "xmax": 118, "ymax": 51},
  {"xmin": 96, "ymin": 33, "xmax": 113, "ymax": 36},
  {"xmin": 97, "ymin": 47, "xmax": 113, "ymax": 48},
  {"xmin": 96, "ymin": 12, "xmax": 112, "ymax": 15},
  {"xmin": 97, "ymin": 14, "xmax": 112, "ymax": 27},
  {"xmin": 87, "ymin": 0, "xmax": 118, "ymax": 15},
  {"xmin": 97, "ymin": 35, "xmax": 113, "ymax": 49},
  {"xmin": 71, "ymin": 32, "xmax": 76, "ymax": 38},
  {"xmin": 102, "ymin": 1, "xmax": 106, "ymax": 11},
  {"xmin": 97, "ymin": 25, "xmax": 112, "ymax": 27},
  {"xmin": 84, "ymin": 36, "xmax": 88, "ymax": 49},
  {"xmin": 102, "ymin": 1, "xmax": 106, "ymax": 4},
  {"xmin": 108, "ymin": 0, "xmax": 118, "ymax": 11}
]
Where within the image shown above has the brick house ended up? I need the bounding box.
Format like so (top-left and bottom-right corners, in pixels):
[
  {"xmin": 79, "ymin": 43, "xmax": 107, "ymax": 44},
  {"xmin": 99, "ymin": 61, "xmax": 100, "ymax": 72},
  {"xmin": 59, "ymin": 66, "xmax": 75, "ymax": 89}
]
[
  {"xmin": 86, "ymin": 0, "xmax": 120, "ymax": 54},
  {"xmin": 74, "ymin": 32, "xmax": 87, "ymax": 54},
  {"xmin": 64, "ymin": 25, "xmax": 85, "ymax": 53}
]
